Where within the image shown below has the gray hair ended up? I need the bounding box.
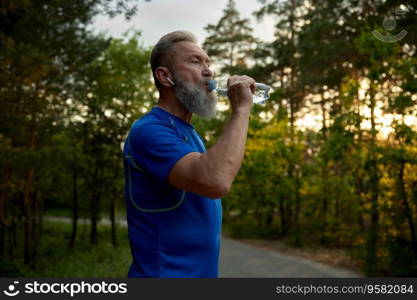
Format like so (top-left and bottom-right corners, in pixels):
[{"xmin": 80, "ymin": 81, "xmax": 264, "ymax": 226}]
[{"xmin": 150, "ymin": 31, "xmax": 197, "ymax": 89}]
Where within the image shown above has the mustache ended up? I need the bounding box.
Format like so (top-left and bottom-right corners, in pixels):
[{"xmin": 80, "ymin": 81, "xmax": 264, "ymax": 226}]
[{"xmin": 199, "ymin": 79, "xmax": 212, "ymax": 88}]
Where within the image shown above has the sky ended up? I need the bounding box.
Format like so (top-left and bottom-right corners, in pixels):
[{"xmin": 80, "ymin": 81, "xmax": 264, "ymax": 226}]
[{"xmin": 91, "ymin": 0, "xmax": 275, "ymax": 47}]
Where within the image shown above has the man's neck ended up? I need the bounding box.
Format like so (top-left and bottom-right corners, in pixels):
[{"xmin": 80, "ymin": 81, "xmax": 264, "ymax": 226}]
[{"xmin": 156, "ymin": 95, "xmax": 193, "ymax": 124}]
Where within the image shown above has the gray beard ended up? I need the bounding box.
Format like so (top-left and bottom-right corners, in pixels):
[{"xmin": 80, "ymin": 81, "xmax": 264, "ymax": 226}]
[{"xmin": 172, "ymin": 74, "xmax": 218, "ymax": 119}]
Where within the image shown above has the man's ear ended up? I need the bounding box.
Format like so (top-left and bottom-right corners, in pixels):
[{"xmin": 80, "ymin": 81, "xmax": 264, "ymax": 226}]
[{"xmin": 155, "ymin": 66, "xmax": 174, "ymax": 87}]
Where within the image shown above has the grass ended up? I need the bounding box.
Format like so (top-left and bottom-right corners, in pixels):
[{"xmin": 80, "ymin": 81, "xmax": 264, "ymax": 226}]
[{"xmin": 0, "ymin": 220, "xmax": 132, "ymax": 277}]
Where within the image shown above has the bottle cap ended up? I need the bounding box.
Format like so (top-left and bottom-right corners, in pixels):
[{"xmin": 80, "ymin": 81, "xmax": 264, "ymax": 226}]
[{"xmin": 207, "ymin": 80, "xmax": 217, "ymax": 92}]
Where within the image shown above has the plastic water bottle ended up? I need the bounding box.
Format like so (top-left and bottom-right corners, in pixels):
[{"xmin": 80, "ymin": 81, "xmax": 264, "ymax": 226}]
[{"xmin": 207, "ymin": 79, "xmax": 272, "ymax": 104}]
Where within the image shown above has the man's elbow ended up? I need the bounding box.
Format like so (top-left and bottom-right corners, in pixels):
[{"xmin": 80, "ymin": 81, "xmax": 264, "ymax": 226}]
[{"xmin": 205, "ymin": 181, "xmax": 231, "ymax": 199}]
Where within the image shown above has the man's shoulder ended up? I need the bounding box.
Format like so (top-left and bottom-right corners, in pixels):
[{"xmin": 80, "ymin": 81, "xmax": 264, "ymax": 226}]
[
  {"xmin": 130, "ymin": 111, "xmax": 180, "ymax": 141},
  {"xmin": 133, "ymin": 110, "xmax": 172, "ymax": 130}
]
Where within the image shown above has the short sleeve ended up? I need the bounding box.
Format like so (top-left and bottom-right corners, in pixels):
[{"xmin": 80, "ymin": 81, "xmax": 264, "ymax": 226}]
[{"xmin": 127, "ymin": 121, "xmax": 196, "ymax": 184}]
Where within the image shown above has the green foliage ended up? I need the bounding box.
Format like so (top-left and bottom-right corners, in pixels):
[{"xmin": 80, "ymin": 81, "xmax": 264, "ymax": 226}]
[
  {"xmin": 216, "ymin": 0, "xmax": 417, "ymax": 276},
  {"xmin": 0, "ymin": 221, "xmax": 131, "ymax": 277},
  {"xmin": 0, "ymin": 0, "xmax": 152, "ymax": 264},
  {"xmin": 224, "ymin": 215, "xmax": 280, "ymax": 240},
  {"xmin": 403, "ymin": 79, "xmax": 417, "ymax": 94},
  {"xmin": 389, "ymin": 95, "xmax": 415, "ymax": 115}
]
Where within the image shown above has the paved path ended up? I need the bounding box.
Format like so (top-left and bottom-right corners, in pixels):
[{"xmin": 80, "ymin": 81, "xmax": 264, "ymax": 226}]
[
  {"xmin": 220, "ymin": 237, "xmax": 361, "ymax": 278},
  {"xmin": 45, "ymin": 216, "xmax": 360, "ymax": 277}
]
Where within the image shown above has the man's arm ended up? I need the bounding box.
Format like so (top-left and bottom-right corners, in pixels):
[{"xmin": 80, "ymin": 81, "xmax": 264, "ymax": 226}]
[{"xmin": 168, "ymin": 76, "xmax": 255, "ymax": 198}]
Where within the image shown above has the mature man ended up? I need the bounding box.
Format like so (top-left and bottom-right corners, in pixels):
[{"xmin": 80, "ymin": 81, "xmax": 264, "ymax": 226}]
[{"xmin": 123, "ymin": 31, "xmax": 255, "ymax": 278}]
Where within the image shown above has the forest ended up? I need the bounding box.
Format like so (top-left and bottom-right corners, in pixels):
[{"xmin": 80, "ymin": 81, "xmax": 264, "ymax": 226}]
[{"xmin": 1, "ymin": 0, "xmax": 416, "ymax": 276}]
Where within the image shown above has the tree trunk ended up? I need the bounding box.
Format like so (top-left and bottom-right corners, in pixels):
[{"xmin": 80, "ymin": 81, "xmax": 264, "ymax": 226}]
[
  {"xmin": 8, "ymin": 220, "xmax": 16, "ymax": 261},
  {"xmin": 23, "ymin": 168, "xmax": 35, "ymax": 264},
  {"xmin": 69, "ymin": 162, "xmax": 79, "ymax": 248},
  {"xmin": 354, "ymin": 174, "xmax": 366, "ymax": 232},
  {"xmin": 90, "ymin": 188, "xmax": 99, "ymax": 244},
  {"xmin": 294, "ymin": 174, "xmax": 301, "ymax": 232},
  {"xmin": 110, "ymin": 157, "xmax": 120, "ymax": 247},
  {"xmin": 365, "ymin": 86, "xmax": 379, "ymax": 276},
  {"xmin": 32, "ymin": 191, "xmax": 43, "ymax": 262},
  {"xmin": 398, "ymin": 159, "xmax": 417, "ymax": 254},
  {"xmin": 90, "ymin": 159, "xmax": 102, "ymax": 245},
  {"xmin": 0, "ymin": 166, "xmax": 12, "ymax": 227},
  {"xmin": 0, "ymin": 166, "xmax": 11, "ymax": 258},
  {"xmin": 319, "ymin": 91, "xmax": 329, "ymax": 245},
  {"xmin": 0, "ymin": 225, "xmax": 4, "ymax": 258},
  {"xmin": 110, "ymin": 197, "xmax": 117, "ymax": 247},
  {"xmin": 22, "ymin": 178, "xmax": 42, "ymax": 264},
  {"xmin": 22, "ymin": 104, "xmax": 41, "ymax": 265},
  {"xmin": 320, "ymin": 177, "xmax": 329, "ymax": 245},
  {"xmin": 279, "ymin": 196, "xmax": 287, "ymax": 236}
]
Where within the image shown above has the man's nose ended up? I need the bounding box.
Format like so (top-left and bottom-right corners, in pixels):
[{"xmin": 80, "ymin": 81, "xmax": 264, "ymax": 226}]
[{"xmin": 203, "ymin": 66, "xmax": 214, "ymax": 78}]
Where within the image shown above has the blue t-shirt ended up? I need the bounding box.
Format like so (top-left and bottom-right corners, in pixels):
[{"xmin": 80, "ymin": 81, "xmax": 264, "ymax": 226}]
[{"xmin": 123, "ymin": 107, "xmax": 222, "ymax": 278}]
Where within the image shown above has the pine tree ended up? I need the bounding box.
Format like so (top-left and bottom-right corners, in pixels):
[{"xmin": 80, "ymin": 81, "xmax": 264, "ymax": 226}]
[{"xmin": 203, "ymin": 0, "xmax": 257, "ymax": 75}]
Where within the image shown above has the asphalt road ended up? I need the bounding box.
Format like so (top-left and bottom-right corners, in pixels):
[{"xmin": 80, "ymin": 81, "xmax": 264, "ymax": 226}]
[{"xmin": 219, "ymin": 237, "xmax": 361, "ymax": 278}]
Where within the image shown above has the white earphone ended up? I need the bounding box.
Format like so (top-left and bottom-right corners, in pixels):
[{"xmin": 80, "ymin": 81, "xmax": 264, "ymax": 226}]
[{"xmin": 167, "ymin": 77, "xmax": 175, "ymax": 86}]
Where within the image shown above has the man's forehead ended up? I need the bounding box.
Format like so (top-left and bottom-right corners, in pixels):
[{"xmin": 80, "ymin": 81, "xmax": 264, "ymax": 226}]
[{"xmin": 172, "ymin": 41, "xmax": 210, "ymax": 61}]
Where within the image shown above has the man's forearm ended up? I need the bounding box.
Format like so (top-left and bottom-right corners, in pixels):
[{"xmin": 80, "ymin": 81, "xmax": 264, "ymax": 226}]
[{"xmin": 200, "ymin": 108, "xmax": 251, "ymax": 191}]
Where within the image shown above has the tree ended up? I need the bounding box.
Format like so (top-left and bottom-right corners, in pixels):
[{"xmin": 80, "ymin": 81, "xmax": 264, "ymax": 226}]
[
  {"xmin": 254, "ymin": 0, "xmax": 312, "ymax": 237},
  {"xmin": 203, "ymin": 0, "xmax": 257, "ymax": 75},
  {"xmin": 0, "ymin": 0, "xmax": 147, "ymax": 265},
  {"xmin": 74, "ymin": 32, "xmax": 154, "ymax": 245},
  {"xmin": 222, "ymin": 0, "xmax": 417, "ymax": 276}
]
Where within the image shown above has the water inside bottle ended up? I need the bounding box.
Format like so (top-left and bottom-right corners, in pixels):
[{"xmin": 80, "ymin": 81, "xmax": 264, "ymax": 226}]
[
  {"xmin": 253, "ymin": 85, "xmax": 270, "ymax": 104},
  {"xmin": 208, "ymin": 79, "xmax": 271, "ymax": 104}
]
